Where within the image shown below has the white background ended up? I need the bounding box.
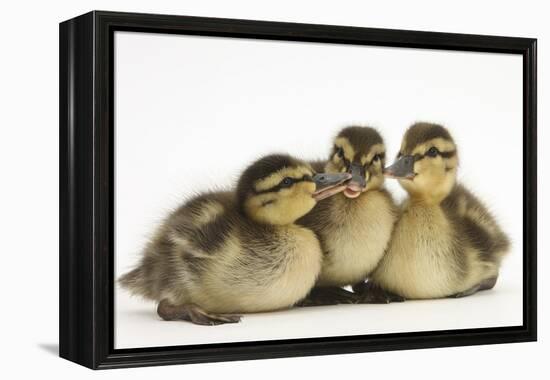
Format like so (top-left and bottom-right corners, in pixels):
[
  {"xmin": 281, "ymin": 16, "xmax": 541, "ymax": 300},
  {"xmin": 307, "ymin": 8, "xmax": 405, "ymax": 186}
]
[
  {"xmin": 0, "ymin": 0, "xmax": 547, "ymax": 378},
  {"xmin": 115, "ymin": 31, "xmax": 523, "ymax": 348}
]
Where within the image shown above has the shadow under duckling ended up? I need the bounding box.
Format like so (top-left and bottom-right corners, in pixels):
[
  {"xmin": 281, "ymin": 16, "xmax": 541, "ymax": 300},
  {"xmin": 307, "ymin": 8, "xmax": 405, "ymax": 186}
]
[
  {"xmin": 369, "ymin": 122, "xmax": 510, "ymax": 299},
  {"xmin": 119, "ymin": 154, "xmax": 351, "ymax": 325},
  {"xmin": 297, "ymin": 126, "xmax": 399, "ymax": 305}
]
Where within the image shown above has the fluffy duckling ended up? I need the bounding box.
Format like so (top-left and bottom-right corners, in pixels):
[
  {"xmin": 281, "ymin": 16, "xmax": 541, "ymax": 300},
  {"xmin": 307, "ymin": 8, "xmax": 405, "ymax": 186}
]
[
  {"xmin": 119, "ymin": 154, "xmax": 351, "ymax": 325},
  {"xmin": 298, "ymin": 126, "xmax": 398, "ymax": 304},
  {"xmin": 369, "ymin": 122, "xmax": 510, "ymax": 299}
]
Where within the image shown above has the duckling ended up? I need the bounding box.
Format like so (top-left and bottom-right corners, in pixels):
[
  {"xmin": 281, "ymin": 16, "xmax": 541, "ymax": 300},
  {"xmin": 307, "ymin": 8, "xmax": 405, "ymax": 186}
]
[
  {"xmin": 369, "ymin": 122, "xmax": 510, "ymax": 299},
  {"xmin": 119, "ymin": 154, "xmax": 351, "ymax": 325},
  {"xmin": 297, "ymin": 126, "xmax": 399, "ymax": 305}
]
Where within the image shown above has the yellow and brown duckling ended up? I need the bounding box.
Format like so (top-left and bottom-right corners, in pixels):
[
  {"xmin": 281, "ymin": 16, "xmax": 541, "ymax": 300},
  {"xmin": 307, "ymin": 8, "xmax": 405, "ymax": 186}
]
[
  {"xmin": 298, "ymin": 126, "xmax": 399, "ymax": 305},
  {"xmin": 119, "ymin": 154, "xmax": 351, "ymax": 325},
  {"xmin": 369, "ymin": 122, "xmax": 510, "ymax": 299}
]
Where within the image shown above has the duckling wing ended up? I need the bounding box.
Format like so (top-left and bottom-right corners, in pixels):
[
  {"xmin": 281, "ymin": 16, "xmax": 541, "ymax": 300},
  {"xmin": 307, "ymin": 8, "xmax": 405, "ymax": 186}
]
[
  {"xmin": 169, "ymin": 192, "xmax": 235, "ymax": 253},
  {"xmin": 119, "ymin": 191, "xmax": 236, "ymax": 301},
  {"xmin": 442, "ymin": 184, "xmax": 510, "ymax": 265}
]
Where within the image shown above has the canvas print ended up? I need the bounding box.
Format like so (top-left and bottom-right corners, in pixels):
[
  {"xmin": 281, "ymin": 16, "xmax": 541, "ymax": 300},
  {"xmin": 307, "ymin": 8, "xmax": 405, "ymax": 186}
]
[{"xmin": 114, "ymin": 31, "xmax": 523, "ymax": 349}]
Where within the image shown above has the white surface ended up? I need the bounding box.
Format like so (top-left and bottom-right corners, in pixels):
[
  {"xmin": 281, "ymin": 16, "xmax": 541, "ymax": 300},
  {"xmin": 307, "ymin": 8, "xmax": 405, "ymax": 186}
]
[
  {"xmin": 115, "ymin": 29, "xmax": 523, "ymax": 348},
  {"xmin": 1, "ymin": 0, "xmax": 548, "ymax": 379},
  {"xmin": 117, "ymin": 286, "xmax": 522, "ymax": 348}
]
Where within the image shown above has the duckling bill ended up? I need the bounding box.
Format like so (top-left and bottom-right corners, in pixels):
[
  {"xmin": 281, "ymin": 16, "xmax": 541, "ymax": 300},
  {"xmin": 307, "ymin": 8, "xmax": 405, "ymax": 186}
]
[
  {"xmin": 384, "ymin": 154, "xmax": 416, "ymax": 179},
  {"xmin": 369, "ymin": 122, "xmax": 510, "ymax": 300},
  {"xmin": 119, "ymin": 154, "xmax": 350, "ymax": 325},
  {"xmin": 312, "ymin": 173, "xmax": 352, "ymax": 200}
]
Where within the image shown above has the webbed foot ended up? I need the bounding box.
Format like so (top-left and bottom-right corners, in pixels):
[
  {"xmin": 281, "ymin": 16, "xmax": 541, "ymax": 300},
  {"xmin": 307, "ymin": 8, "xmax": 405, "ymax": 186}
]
[
  {"xmin": 157, "ymin": 299, "xmax": 241, "ymax": 325},
  {"xmin": 353, "ymin": 281, "xmax": 405, "ymax": 304},
  {"xmin": 296, "ymin": 286, "xmax": 358, "ymax": 307},
  {"xmin": 479, "ymin": 276, "xmax": 498, "ymax": 291}
]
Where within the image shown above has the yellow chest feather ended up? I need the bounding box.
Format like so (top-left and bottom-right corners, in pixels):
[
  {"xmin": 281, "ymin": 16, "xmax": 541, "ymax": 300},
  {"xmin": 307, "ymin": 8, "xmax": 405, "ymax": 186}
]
[
  {"xmin": 373, "ymin": 205, "xmax": 460, "ymax": 298},
  {"xmin": 318, "ymin": 191, "xmax": 395, "ymax": 287}
]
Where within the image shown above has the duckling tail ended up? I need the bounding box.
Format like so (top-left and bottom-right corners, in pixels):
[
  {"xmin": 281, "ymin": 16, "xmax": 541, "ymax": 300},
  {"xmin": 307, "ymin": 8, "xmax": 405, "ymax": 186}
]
[{"xmin": 118, "ymin": 267, "xmax": 145, "ymax": 294}]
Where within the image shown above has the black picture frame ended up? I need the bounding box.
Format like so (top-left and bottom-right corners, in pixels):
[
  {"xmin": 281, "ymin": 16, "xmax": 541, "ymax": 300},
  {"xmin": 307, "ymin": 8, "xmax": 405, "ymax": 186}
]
[{"xmin": 59, "ymin": 10, "xmax": 537, "ymax": 370}]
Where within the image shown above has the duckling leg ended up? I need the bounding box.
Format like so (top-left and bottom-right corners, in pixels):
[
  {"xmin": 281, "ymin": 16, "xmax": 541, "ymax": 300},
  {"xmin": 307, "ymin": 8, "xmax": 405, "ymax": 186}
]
[
  {"xmin": 297, "ymin": 286, "xmax": 358, "ymax": 306},
  {"xmin": 157, "ymin": 299, "xmax": 241, "ymax": 325},
  {"xmin": 352, "ymin": 281, "xmax": 405, "ymax": 304},
  {"xmin": 450, "ymin": 276, "xmax": 499, "ymax": 298}
]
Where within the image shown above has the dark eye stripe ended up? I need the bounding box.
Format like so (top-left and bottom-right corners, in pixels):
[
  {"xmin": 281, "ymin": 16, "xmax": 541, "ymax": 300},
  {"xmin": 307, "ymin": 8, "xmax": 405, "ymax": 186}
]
[
  {"xmin": 369, "ymin": 152, "xmax": 386, "ymax": 165},
  {"xmin": 413, "ymin": 149, "xmax": 456, "ymax": 162},
  {"xmin": 333, "ymin": 145, "xmax": 344, "ymax": 158},
  {"xmin": 333, "ymin": 146, "xmax": 351, "ymax": 168},
  {"xmin": 439, "ymin": 150, "xmax": 456, "ymax": 158},
  {"xmin": 341, "ymin": 156, "xmax": 350, "ymax": 167},
  {"xmin": 254, "ymin": 174, "xmax": 313, "ymax": 194},
  {"xmin": 261, "ymin": 199, "xmax": 275, "ymax": 207}
]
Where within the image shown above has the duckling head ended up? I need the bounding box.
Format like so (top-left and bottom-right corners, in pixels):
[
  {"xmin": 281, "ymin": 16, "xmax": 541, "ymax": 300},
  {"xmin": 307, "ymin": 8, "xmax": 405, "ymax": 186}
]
[
  {"xmin": 385, "ymin": 122, "xmax": 458, "ymax": 204},
  {"xmin": 237, "ymin": 154, "xmax": 351, "ymax": 225},
  {"xmin": 325, "ymin": 126, "xmax": 387, "ymax": 199}
]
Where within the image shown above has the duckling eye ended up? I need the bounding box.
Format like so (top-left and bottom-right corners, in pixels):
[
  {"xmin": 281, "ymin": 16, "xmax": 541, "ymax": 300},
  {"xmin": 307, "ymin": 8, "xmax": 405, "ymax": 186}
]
[
  {"xmin": 336, "ymin": 147, "xmax": 344, "ymax": 158},
  {"xmin": 280, "ymin": 177, "xmax": 294, "ymax": 187},
  {"xmin": 426, "ymin": 147, "xmax": 439, "ymax": 157},
  {"xmin": 373, "ymin": 154, "xmax": 381, "ymax": 162}
]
